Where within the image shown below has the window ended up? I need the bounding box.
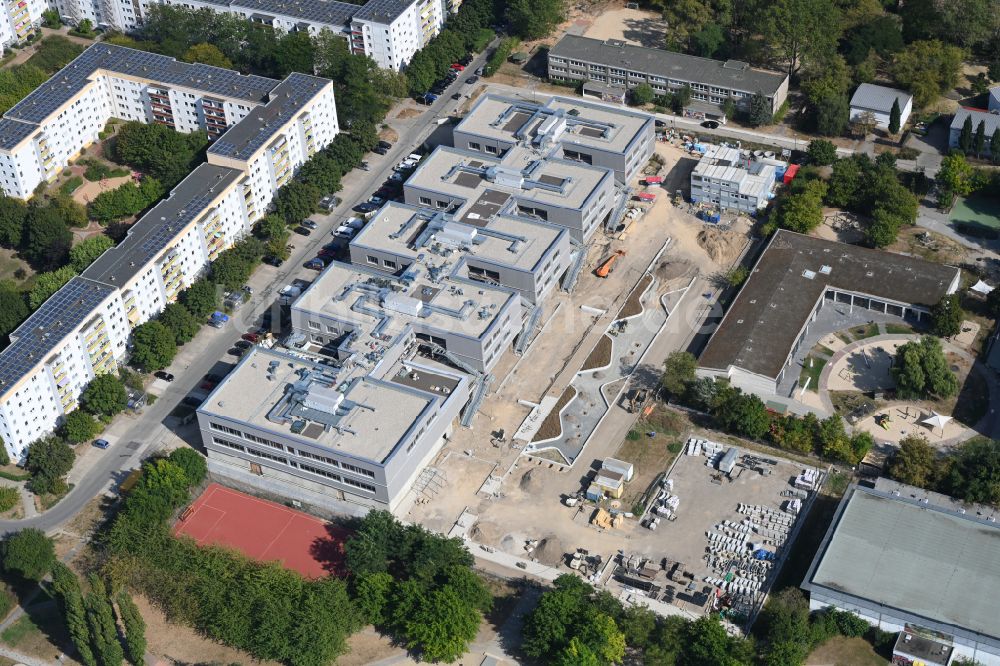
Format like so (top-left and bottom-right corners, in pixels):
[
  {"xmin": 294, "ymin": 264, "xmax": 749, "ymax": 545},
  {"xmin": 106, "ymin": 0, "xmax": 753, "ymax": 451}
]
[
  {"xmin": 469, "ymin": 142, "xmax": 481, "ymax": 151},
  {"xmin": 367, "ymin": 255, "xmax": 378, "ymax": 264},
  {"xmin": 419, "ymin": 196, "xmax": 431, "ymax": 206},
  {"xmin": 383, "ymin": 259, "xmax": 397, "ymax": 269},
  {"xmin": 309, "ymin": 321, "xmax": 320, "ymax": 330},
  {"xmin": 484, "ymin": 145, "xmax": 498, "ymax": 155},
  {"xmin": 341, "ymin": 462, "xmax": 376, "ymax": 478}
]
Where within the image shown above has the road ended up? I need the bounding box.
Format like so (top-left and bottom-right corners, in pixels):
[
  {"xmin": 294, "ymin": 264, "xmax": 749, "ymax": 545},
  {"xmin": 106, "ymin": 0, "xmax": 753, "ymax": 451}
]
[{"xmin": 0, "ymin": 48, "xmax": 494, "ymax": 537}]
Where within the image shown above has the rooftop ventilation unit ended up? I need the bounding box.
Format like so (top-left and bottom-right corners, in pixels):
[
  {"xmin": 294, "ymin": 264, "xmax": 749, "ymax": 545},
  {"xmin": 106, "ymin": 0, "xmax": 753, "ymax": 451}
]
[
  {"xmin": 382, "ymin": 292, "xmax": 424, "ymax": 317},
  {"xmin": 819, "ymin": 265, "xmax": 832, "ymax": 274},
  {"xmin": 802, "ymin": 270, "xmax": 816, "ymax": 280}
]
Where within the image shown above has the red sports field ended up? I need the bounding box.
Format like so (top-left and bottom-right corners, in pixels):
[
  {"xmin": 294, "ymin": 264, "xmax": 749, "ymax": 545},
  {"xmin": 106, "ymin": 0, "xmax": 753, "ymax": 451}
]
[{"xmin": 174, "ymin": 483, "xmax": 348, "ymax": 578}]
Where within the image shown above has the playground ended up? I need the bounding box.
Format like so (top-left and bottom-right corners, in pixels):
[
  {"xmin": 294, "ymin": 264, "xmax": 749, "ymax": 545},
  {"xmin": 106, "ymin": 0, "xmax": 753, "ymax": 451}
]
[{"xmin": 855, "ymin": 403, "xmax": 966, "ymax": 443}]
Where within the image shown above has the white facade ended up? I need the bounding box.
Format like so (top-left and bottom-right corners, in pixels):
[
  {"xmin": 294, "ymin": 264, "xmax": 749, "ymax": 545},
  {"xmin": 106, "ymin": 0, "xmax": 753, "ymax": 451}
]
[
  {"xmin": 349, "ymin": 0, "xmax": 441, "ymax": 70},
  {"xmin": 690, "ymin": 144, "xmax": 780, "ymax": 213},
  {"xmin": 849, "ymin": 84, "xmax": 913, "ymax": 131},
  {"xmin": 0, "ymin": 46, "xmax": 340, "ymax": 461}
]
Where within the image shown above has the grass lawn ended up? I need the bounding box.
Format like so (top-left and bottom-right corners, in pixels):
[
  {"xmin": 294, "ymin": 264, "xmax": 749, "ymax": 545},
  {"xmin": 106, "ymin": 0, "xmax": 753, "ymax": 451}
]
[
  {"xmin": 814, "ymin": 343, "xmax": 835, "ymax": 357},
  {"xmin": 884, "ymin": 323, "xmax": 914, "ymax": 335},
  {"xmin": 950, "ymin": 195, "xmax": 1000, "ymax": 237},
  {"xmin": 798, "ymin": 355, "xmax": 827, "ymax": 392},
  {"xmin": 849, "ymin": 323, "xmax": 880, "ymax": 340},
  {"xmin": 616, "ymin": 405, "xmax": 684, "ymax": 510},
  {"xmin": 0, "ymin": 601, "xmax": 72, "ymax": 659},
  {"xmin": 0, "ymin": 248, "xmax": 34, "ymax": 288},
  {"xmin": 807, "ymin": 636, "xmax": 888, "ymax": 666}
]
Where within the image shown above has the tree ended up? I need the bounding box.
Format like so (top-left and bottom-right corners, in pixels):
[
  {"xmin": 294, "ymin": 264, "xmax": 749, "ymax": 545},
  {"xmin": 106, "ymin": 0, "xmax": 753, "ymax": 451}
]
[
  {"xmin": 85, "ymin": 574, "xmax": 125, "ymax": 666},
  {"xmin": 25, "ymin": 437, "xmax": 74, "ymax": 495},
  {"xmin": 1, "ymin": 528, "xmax": 55, "ymax": 581},
  {"xmin": 116, "ymin": 589, "xmax": 147, "ymax": 666},
  {"xmin": 631, "ymin": 83, "xmax": 654, "ymax": 106},
  {"xmin": 959, "ymin": 116, "xmax": 974, "ymax": 154},
  {"xmin": 893, "ymin": 336, "xmax": 959, "ymax": 399},
  {"xmin": 274, "ymin": 180, "xmax": 320, "ymax": 225},
  {"xmin": 992, "ymin": 129, "xmax": 1000, "ymax": 166},
  {"xmin": 404, "ymin": 586, "xmax": 481, "ymax": 662},
  {"xmin": 158, "ymin": 302, "xmax": 201, "ymax": 345},
  {"xmin": 691, "ymin": 22, "xmax": 726, "ymax": 59},
  {"xmin": 766, "ymin": 0, "xmax": 841, "ymax": 78},
  {"xmin": 807, "ymin": 139, "xmax": 837, "ymax": 166},
  {"xmin": 130, "ymin": 321, "xmax": 177, "ymax": 372},
  {"xmin": 180, "ymin": 278, "xmax": 219, "ymax": 319},
  {"xmin": 52, "ymin": 563, "xmax": 97, "ymax": 666},
  {"xmin": 682, "ymin": 615, "xmax": 752, "ymax": 665},
  {"xmin": 776, "ymin": 179, "xmax": 827, "ymax": 233},
  {"xmin": 888, "ymin": 434, "xmax": 937, "ymax": 488},
  {"xmin": 888, "ymin": 98, "xmax": 901, "ymax": 135},
  {"xmin": 0, "ymin": 437, "xmax": 9, "ymax": 466},
  {"xmin": 522, "ymin": 575, "xmax": 593, "ymax": 659},
  {"xmin": 748, "ymin": 91, "xmax": 773, "ymax": 127},
  {"xmin": 41, "ymin": 8, "xmax": 61, "ymax": 28},
  {"xmin": 113, "ymin": 122, "xmax": 208, "ymax": 187},
  {"xmin": 937, "ymin": 153, "xmax": 975, "ymax": 197},
  {"xmin": 891, "ymin": 40, "xmax": 965, "ymax": 108},
  {"xmin": 69, "ymin": 234, "xmax": 114, "ymax": 272},
  {"xmin": 28, "ymin": 266, "xmax": 78, "ymax": 310},
  {"xmin": 355, "ymin": 571, "xmax": 394, "ymax": 625},
  {"xmin": 506, "ymin": 0, "xmax": 565, "ymax": 40},
  {"xmin": 758, "ymin": 588, "xmax": 811, "ymax": 665},
  {"xmin": 0, "ymin": 284, "xmax": 28, "ymax": 338},
  {"xmin": 182, "ymin": 43, "xmax": 233, "ymax": 69},
  {"xmin": 51, "ymin": 194, "xmax": 88, "ymax": 229},
  {"xmin": 81, "ymin": 374, "xmax": 128, "ymax": 418},
  {"xmin": 0, "ymin": 196, "xmax": 27, "ymax": 248},
  {"xmin": 930, "ymin": 294, "xmax": 964, "ymax": 338},
  {"xmin": 713, "ymin": 387, "xmax": 770, "ymax": 440},
  {"xmin": 974, "ymin": 120, "xmax": 987, "ymax": 157},
  {"xmin": 167, "ymin": 447, "xmax": 207, "ymax": 486},
  {"xmin": 61, "ymin": 410, "xmax": 101, "ymax": 444},
  {"xmin": 662, "ymin": 351, "xmax": 696, "ymax": 397},
  {"xmin": 941, "ymin": 437, "xmax": 1000, "ymax": 505},
  {"xmin": 577, "ymin": 612, "xmax": 625, "ymax": 664},
  {"xmin": 22, "ymin": 205, "xmax": 72, "ymax": 270}
]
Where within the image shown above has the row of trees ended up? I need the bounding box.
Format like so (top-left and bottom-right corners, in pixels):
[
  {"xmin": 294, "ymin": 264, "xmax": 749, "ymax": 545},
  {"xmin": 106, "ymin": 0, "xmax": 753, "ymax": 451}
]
[
  {"xmin": 662, "ymin": 352, "xmax": 874, "ymax": 464},
  {"xmin": 889, "ymin": 435, "xmax": 1000, "ymax": 506},
  {"xmin": 955, "ymin": 116, "xmax": 1000, "ymax": 163},
  {"xmin": 347, "ymin": 511, "xmax": 492, "ymax": 661},
  {"xmin": 406, "ymin": 0, "xmax": 498, "ymax": 94}
]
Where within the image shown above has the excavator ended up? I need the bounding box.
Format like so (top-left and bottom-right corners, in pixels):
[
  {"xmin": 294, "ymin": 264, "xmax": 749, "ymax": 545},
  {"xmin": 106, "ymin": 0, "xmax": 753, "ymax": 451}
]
[{"xmin": 595, "ymin": 250, "xmax": 626, "ymax": 278}]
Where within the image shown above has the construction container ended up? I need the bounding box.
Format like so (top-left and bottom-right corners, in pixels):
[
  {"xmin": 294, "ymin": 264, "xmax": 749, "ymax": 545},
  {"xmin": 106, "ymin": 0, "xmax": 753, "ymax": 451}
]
[
  {"xmin": 718, "ymin": 447, "xmax": 739, "ymax": 474},
  {"xmin": 602, "ymin": 457, "xmax": 635, "ymax": 482}
]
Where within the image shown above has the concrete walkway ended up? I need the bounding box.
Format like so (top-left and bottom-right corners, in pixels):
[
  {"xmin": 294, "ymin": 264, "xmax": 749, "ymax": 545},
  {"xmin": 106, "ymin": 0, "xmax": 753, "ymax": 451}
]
[{"xmin": 526, "ymin": 250, "xmax": 674, "ymax": 464}]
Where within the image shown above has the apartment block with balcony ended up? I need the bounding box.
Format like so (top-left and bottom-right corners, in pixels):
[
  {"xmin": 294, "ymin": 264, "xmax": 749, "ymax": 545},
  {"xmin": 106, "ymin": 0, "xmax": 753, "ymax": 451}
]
[{"xmin": 548, "ymin": 35, "xmax": 789, "ymax": 117}]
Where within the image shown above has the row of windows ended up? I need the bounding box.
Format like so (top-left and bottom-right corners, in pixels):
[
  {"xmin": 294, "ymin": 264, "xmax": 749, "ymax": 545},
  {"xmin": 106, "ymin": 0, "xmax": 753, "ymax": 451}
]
[
  {"xmin": 213, "ymin": 437, "xmax": 377, "ymax": 493},
  {"xmin": 209, "ymin": 422, "xmax": 284, "ymax": 450}
]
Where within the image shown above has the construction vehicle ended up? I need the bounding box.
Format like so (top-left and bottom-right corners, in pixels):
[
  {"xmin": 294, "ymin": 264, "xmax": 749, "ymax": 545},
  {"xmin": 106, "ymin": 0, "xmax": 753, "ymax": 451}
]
[
  {"xmin": 569, "ymin": 548, "xmax": 589, "ymax": 570},
  {"xmin": 626, "ymin": 388, "xmax": 649, "ymax": 413},
  {"xmin": 595, "ymin": 250, "xmax": 626, "ymax": 278}
]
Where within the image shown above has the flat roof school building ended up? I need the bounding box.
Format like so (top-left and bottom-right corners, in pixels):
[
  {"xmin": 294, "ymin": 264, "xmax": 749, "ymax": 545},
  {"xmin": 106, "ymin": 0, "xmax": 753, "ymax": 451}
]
[
  {"xmin": 547, "ymin": 35, "xmax": 789, "ymax": 117},
  {"xmin": 804, "ymin": 483, "xmax": 1000, "ymax": 665},
  {"xmin": 696, "ymin": 230, "xmax": 960, "ymax": 398}
]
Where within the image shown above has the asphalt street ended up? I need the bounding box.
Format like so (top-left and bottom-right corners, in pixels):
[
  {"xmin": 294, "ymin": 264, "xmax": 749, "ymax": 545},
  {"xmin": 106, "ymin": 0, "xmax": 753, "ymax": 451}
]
[{"xmin": 0, "ymin": 48, "xmax": 493, "ymax": 537}]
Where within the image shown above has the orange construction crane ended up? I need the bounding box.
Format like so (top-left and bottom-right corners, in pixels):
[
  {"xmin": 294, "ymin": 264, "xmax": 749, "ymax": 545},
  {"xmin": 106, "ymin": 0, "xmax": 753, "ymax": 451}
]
[{"xmin": 595, "ymin": 250, "xmax": 626, "ymax": 278}]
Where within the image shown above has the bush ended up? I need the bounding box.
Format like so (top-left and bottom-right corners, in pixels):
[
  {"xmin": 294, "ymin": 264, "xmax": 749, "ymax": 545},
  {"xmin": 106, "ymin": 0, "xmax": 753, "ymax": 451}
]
[
  {"xmin": 0, "ymin": 486, "xmax": 18, "ymax": 512},
  {"xmin": 484, "ymin": 38, "xmax": 519, "ymax": 77},
  {"xmin": 81, "ymin": 374, "xmax": 128, "ymax": 418},
  {"xmin": 59, "ymin": 176, "xmax": 83, "ymax": 196},
  {"xmin": 25, "ymin": 438, "xmax": 74, "ymax": 496},
  {"xmin": 1, "ymin": 528, "xmax": 56, "ymax": 581}
]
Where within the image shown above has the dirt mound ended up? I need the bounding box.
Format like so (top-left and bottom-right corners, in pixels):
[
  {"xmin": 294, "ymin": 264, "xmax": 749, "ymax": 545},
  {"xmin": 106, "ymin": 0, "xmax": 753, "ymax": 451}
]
[
  {"xmin": 519, "ymin": 469, "xmax": 540, "ymax": 492},
  {"xmin": 697, "ymin": 227, "xmax": 745, "ymax": 265},
  {"xmin": 532, "ymin": 536, "xmax": 564, "ymax": 567},
  {"xmin": 469, "ymin": 521, "xmax": 502, "ymax": 544},
  {"xmin": 654, "ymin": 257, "xmax": 692, "ymax": 283}
]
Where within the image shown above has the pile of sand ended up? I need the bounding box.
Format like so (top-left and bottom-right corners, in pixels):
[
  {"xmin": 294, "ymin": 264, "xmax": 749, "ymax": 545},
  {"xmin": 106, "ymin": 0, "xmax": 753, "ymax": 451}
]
[
  {"xmin": 697, "ymin": 227, "xmax": 744, "ymax": 265},
  {"xmin": 654, "ymin": 257, "xmax": 692, "ymax": 283},
  {"xmin": 533, "ymin": 536, "xmax": 564, "ymax": 567}
]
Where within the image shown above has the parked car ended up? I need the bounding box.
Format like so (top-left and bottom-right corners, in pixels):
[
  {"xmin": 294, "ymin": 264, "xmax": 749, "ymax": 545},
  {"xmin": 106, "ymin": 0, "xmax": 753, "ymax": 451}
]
[
  {"xmin": 466, "ymin": 75, "xmax": 479, "ymax": 85},
  {"xmin": 459, "ymin": 54, "xmax": 473, "ymax": 65},
  {"xmin": 451, "ymin": 93, "xmax": 462, "ymax": 100},
  {"xmin": 450, "ymin": 63, "xmax": 465, "ymax": 71},
  {"xmin": 200, "ymin": 380, "xmax": 217, "ymax": 391},
  {"xmin": 377, "ymin": 140, "xmax": 392, "ymax": 150},
  {"xmin": 354, "ymin": 202, "xmax": 380, "ymax": 213},
  {"xmin": 369, "ymin": 195, "xmax": 385, "ymax": 205},
  {"xmin": 154, "ymin": 371, "xmax": 174, "ymax": 382},
  {"xmin": 234, "ymin": 340, "xmax": 253, "ymax": 350},
  {"xmin": 294, "ymin": 226, "xmax": 312, "ymax": 236},
  {"xmin": 654, "ymin": 119, "xmax": 666, "ymax": 128},
  {"xmin": 701, "ymin": 120, "xmax": 720, "ymax": 129},
  {"xmin": 373, "ymin": 146, "xmax": 389, "ymax": 155},
  {"xmin": 242, "ymin": 285, "xmax": 253, "ymax": 295},
  {"xmin": 263, "ymin": 255, "xmax": 283, "ymax": 267},
  {"xmin": 333, "ymin": 226, "xmax": 355, "ymax": 239},
  {"xmin": 182, "ymin": 396, "xmax": 203, "ymax": 407},
  {"xmin": 305, "ymin": 258, "xmax": 325, "ymax": 270},
  {"xmin": 475, "ymin": 66, "xmax": 484, "ymax": 76},
  {"xmin": 242, "ymin": 332, "xmax": 260, "ymax": 343},
  {"xmin": 204, "ymin": 373, "xmax": 223, "ymax": 383},
  {"xmin": 302, "ymin": 219, "xmax": 319, "ymax": 230},
  {"xmin": 93, "ymin": 438, "xmax": 110, "ymax": 449},
  {"xmin": 319, "ymin": 194, "xmax": 341, "ymax": 211}
]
